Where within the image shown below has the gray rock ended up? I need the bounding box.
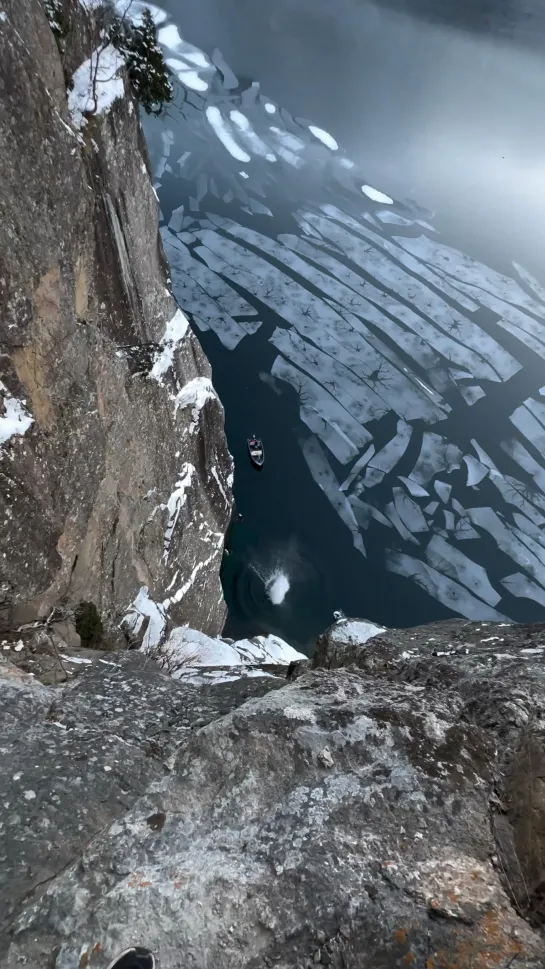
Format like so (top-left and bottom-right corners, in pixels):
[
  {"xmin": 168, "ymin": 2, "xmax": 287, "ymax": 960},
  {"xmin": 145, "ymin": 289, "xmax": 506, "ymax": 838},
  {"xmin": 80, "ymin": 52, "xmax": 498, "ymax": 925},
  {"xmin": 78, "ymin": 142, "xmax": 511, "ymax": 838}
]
[
  {"xmin": 0, "ymin": 650, "xmax": 285, "ymax": 943},
  {"xmin": 5, "ymin": 619, "xmax": 545, "ymax": 968},
  {"xmin": 50, "ymin": 621, "xmax": 81, "ymax": 651},
  {"xmin": 0, "ymin": 0, "xmax": 232, "ymax": 641}
]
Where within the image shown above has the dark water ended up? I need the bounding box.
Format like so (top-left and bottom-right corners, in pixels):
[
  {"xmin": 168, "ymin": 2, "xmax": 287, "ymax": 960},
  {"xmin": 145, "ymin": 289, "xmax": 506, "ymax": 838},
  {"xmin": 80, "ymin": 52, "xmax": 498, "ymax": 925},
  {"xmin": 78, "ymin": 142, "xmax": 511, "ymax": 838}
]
[{"xmin": 138, "ymin": 0, "xmax": 545, "ymax": 649}]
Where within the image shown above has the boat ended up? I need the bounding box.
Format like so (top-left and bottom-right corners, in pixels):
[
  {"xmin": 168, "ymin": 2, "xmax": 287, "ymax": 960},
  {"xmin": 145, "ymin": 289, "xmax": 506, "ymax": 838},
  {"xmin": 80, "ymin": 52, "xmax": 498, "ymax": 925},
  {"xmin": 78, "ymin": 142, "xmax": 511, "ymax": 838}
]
[{"xmin": 247, "ymin": 436, "xmax": 264, "ymax": 469}]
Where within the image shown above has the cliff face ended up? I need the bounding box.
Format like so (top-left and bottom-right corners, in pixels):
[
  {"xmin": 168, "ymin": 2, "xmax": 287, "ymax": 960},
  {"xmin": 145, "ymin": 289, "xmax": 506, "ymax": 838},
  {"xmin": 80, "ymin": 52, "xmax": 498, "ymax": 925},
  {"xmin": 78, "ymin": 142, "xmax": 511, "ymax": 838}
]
[
  {"xmin": 0, "ymin": 0, "xmax": 233, "ymax": 639},
  {"xmin": 3, "ymin": 618, "xmax": 545, "ymax": 968}
]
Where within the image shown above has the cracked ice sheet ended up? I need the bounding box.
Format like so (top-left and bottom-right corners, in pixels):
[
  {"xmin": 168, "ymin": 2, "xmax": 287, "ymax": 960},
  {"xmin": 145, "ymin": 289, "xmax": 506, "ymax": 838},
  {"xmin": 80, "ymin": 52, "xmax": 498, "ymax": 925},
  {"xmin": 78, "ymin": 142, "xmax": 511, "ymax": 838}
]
[
  {"xmin": 340, "ymin": 445, "xmax": 375, "ymax": 492},
  {"xmin": 392, "ymin": 487, "xmax": 428, "ymax": 533},
  {"xmin": 280, "ymin": 232, "xmax": 507, "ymax": 384},
  {"xmin": 501, "ymin": 573, "xmax": 545, "ymax": 609},
  {"xmin": 368, "ymin": 421, "xmax": 412, "ymax": 475},
  {"xmin": 523, "ymin": 397, "xmax": 545, "ymax": 429},
  {"xmin": 513, "ymin": 263, "xmax": 545, "ymax": 308},
  {"xmin": 386, "ymin": 551, "xmax": 508, "ymax": 621},
  {"xmin": 463, "ymin": 455, "xmax": 488, "ymax": 487},
  {"xmin": 397, "ymin": 235, "xmax": 545, "ymax": 319},
  {"xmin": 510, "ymin": 404, "xmax": 545, "ymax": 457},
  {"xmin": 501, "ymin": 439, "xmax": 545, "ymax": 491},
  {"xmin": 425, "ymin": 535, "xmax": 501, "ymax": 607},
  {"xmin": 269, "ymin": 326, "xmax": 387, "ymax": 428},
  {"xmin": 467, "ymin": 506, "xmax": 545, "ymax": 589},
  {"xmin": 210, "ymin": 215, "xmax": 448, "ymax": 382},
  {"xmin": 300, "ymin": 435, "xmax": 366, "ymax": 555},
  {"xmin": 321, "ymin": 206, "xmax": 479, "ymax": 313},
  {"xmin": 299, "ymin": 212, "xmax": 520, "ymax": 383},
  {"xmin": 195, "ymin": 232, "xmax": 447, "ymax": 424},
  {"xmin": 162, "ymin": 231, "xmax": 261, "ymax": 348},
  {"xmin": 271, "ymin": 356, "xmax": 370, "ymax": 463},
  {"xmin": 410, "ymin": 433, "xmax": 462, "ymax": 486}
]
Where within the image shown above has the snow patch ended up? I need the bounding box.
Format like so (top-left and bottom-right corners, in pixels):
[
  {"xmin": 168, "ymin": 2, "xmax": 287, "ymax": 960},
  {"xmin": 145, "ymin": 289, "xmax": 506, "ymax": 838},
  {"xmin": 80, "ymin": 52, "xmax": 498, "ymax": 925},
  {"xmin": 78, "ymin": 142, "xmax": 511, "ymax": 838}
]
[
  {"xmin": 0, "ymin": 382, "xmax": 33, "ymax": 448},
  {"xmin": 150, "ymin": 308, "xmax": 190, "ymax": 382},
  {"xmin": 122, "ymin": 587, "xmax": 167, "ymax": 652},
  {"xmin": 329, "ymin": 618, "xmax": 386, "ymax": 646},
  {"xmin": 174, "ymin": 376, "xmax": 217, "ymax": 431},
  {"xmin": 161, "ymin": 627, "xmax": 305, "ymax": 674},
  {"xmin": 68, "ymin": 45, "xmax": 125, "ymax": 130}
]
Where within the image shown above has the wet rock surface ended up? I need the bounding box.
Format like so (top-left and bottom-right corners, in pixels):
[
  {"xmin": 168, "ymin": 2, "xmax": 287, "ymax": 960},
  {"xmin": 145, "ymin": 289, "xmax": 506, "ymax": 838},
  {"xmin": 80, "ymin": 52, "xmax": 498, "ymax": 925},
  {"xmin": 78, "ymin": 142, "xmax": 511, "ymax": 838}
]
[
  {"xmin": 0, "ymin": 0, "xmax": 232, "ymax": 640},
  {"xmin": 3, "ymin": 617, "xmax": 545, "ymax": 968}
]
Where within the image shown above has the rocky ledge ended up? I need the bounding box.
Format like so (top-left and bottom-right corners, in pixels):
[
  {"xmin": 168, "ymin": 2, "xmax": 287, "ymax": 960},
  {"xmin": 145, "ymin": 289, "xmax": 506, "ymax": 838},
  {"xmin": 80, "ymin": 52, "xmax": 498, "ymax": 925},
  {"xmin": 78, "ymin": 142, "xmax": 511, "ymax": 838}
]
[{"xmin": 3, "ymin": 616, "xmax": 545, "ymax": 968}]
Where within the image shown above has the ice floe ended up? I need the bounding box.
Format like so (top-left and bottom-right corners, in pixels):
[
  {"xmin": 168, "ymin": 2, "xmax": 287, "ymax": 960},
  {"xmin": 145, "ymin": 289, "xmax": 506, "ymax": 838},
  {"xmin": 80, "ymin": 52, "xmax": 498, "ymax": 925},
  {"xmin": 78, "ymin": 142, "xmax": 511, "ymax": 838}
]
[
  {"xmin": 205, "ymin": 106, "xmax": 250, "ymax": 162},
  {"xmin": 308, "ymin": 125, "xmax": 338, "ymax": 150},
  {"xmin": 361, "ymin": 185, "xmax": 393, "ymax": 204},
  {"xmin": 386, "ymin": 551, "xmax": 507, "ymax": 620},
  {"xmin": 300, "ymin": 435, "xmax": 366, "ymax": 555}
]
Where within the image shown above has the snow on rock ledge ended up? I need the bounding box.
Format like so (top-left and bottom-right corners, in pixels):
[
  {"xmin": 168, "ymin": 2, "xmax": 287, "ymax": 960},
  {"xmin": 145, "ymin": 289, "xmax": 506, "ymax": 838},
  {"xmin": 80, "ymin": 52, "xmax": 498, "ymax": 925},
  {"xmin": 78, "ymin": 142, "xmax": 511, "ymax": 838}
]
[
  {"xmin": 314, "ymin": 616, "xmax": 386, "ymax": 668},
  {"xmin": 153, "ymin": 625, "xmax": 306, "ymax": 682}
]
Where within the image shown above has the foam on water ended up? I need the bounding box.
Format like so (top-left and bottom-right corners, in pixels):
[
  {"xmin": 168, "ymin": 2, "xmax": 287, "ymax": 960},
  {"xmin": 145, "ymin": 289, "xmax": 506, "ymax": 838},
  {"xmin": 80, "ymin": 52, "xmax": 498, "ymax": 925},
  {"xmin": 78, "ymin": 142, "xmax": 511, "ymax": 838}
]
[{"xmin": 265, "ymin": 570, "xmax": 290, "ymax": 605}]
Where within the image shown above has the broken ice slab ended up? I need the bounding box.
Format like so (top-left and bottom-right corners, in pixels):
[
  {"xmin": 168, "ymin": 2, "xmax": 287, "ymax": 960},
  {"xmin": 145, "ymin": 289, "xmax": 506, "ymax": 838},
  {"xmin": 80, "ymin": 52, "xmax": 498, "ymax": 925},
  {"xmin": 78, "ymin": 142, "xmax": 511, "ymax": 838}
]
[
  {"xmin": 367, "ymin": 421, "xmax": 412, "ymax": 475},
  {"xmin": 410, "ymin": 433, "xmax": 462, "ymax": 485},
  {"xmin": 425, "ymin": 534, "xmax": 502, "ymax": 607},
  {"xmin": 168, "ymin": 205, "xmax": 185, "ymax": 233},
  {"xmin": 434, "ymin": 480, "xmax": 452, "ymax": 503},
  {"xmin": 467, "ymin": 506, "xmax": 545, "ymax": 589},
  {"xmin": 443, "ymin": 510, "xmax": 455, "ymax": 531},
  {"xmin": 300, "ymin": 434, "xmax": 366, "ymax": 555},
  {"xmin": 339, "ymin": 445, "xmax": 375, "ymax": 492},
  {"xmin": 512, "ymin": 262, "xmax": 545, "ymax": 307},
  {"xmin": 384, "ymin": 502, "xmax": 419, "ymax": 544},
  {"xmin": 501, "ymin": 572, "xmax": 545, "ymax": 608},
  {"xmin": 385, "ymin": 550, "xmax": 508, "ymax": 620},
  {"xmin": 398, "ymin": 476, "xmax": 429, "ymax": 498},
  {"xmin": 392, "ymin": 486, "xmax": 428, "ymax": 533},
  {"xmin": 510, "ymin": 403, "xmax": 545, "ymax": 457},
  {"xmin": 463, "ymin": 454, "xmax": 489, "ymax": 488},
  {"xmin": 424, "ymin": 501, "xmax": 439, "ymax": 515},
  {"xmin": 500, "ymin": 438, "xmax": 545, "ymax": 491},
  {"xmin": 211, "ymin": 48, "xmax": 239, "ymax": 89},
  {"xmin": 460, "ymin": 386, "xmax": 486, "ymax": 406},
  {"xmin": 349, "ymin": 494, "xmax": 392, "ymax": 529},
  {"xmin": 454, "ymin": 519, "xmax": 479, "ymax": 541},
  {"xmin": 271, "ymin": 355, "xmax": 371, "ymax": 464}
]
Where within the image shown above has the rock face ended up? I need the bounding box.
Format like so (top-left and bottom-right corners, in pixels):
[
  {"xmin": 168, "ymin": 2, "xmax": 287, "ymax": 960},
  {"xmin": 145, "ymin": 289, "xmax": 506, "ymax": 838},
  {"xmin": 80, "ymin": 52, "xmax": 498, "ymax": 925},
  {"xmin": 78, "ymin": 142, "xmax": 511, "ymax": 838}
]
[
  {"xmin": 0, "ymin": 0, "xmax": 232, "ymax": 640},
  {"xmin": 4, "ymin": 617, "xmax": 545, "ymax": 968}
]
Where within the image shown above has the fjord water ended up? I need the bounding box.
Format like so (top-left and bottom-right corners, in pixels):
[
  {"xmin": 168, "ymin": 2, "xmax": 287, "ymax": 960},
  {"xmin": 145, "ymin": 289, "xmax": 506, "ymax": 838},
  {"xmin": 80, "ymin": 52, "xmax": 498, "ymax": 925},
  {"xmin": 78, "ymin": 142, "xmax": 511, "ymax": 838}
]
[{"xmin": 143, "ymin": 0, "xmax": 545, "ymax": 649}]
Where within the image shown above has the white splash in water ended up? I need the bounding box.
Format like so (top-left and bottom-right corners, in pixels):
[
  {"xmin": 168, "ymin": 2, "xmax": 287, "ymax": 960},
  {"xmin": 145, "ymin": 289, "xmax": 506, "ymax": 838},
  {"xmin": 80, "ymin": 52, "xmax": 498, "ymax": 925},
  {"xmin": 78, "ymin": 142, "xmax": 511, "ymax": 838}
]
[{"xmin": 266, "ymin": 570, "xmax": 290, "ymax": 605}]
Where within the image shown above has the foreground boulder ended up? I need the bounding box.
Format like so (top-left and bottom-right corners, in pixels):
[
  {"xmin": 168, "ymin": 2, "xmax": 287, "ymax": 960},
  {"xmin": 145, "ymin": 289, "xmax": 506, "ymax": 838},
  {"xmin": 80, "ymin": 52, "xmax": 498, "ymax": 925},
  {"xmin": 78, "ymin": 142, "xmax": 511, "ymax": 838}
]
[{"xmin": 4, "ymin": 617, "xmax": 545, "ymax": 967}]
